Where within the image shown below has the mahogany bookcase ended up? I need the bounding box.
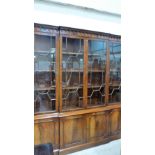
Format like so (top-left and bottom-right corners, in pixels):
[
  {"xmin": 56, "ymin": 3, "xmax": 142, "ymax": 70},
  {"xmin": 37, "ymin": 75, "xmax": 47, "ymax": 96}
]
[{"xmin": 34, "ymin": 23, "xmax": 121, "ymax": 155}]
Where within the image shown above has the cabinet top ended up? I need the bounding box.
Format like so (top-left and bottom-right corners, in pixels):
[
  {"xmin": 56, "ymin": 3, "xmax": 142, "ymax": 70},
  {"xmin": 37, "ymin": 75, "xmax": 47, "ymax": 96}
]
[{"xmin": 34, "ymin": 23, "xmax": 121, "ymax": 41}]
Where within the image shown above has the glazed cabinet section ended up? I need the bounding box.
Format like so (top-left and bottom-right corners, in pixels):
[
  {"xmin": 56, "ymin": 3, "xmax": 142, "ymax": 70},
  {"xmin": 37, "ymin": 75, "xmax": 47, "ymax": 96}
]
[
  {"xmin": 61, "ymin": 37, "xmax": 84, "ymax": 110},
  {"xmin": 59, "ymin": 108, "xmax": 121, "ymax": 154},
  {"xmin": 34, "ymin": 26, "xmax": 59, "ymax": 114},
  {"xmin": 34, "ymin": 24, "xmax": 121, "ymax": 113}
]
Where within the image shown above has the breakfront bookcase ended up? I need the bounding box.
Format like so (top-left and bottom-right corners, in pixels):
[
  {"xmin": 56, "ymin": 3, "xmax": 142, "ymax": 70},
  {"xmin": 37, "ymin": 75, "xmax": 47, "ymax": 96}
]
[{"xmin": 34, "ymin": 23, "xmax": 121, "ymax": 155}]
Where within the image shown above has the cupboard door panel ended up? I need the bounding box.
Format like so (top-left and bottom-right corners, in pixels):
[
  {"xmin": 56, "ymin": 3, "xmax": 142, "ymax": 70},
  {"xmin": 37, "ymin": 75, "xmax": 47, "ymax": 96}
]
[
  {"xmin": 87, "ymin": 111, "xmax": 108, "ymax": 142},
  {"xmin": 60, "ymin": 115, "xmax": 86, "ymax": 148},
  {"xmin": 34, "ymin": 118, "xmax": 59, "ymax": 150},
  {"xmin": 109, "ymin": 108, "xmax": 121, "ymax": 136}
]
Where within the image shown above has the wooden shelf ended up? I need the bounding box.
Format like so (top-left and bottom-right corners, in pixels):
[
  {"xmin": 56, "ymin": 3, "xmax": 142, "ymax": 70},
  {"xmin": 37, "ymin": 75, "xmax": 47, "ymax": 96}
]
[
  {"xmin": 62, "ymin": 85, "xmax": 83, "ymax": 89},
  {"xmin": 62, "ymin": 69, "xmax": 83, "ymax": 72},
  {"xmin": 88, "ymin": 85, "xmax": 105, "ymax": 88},
  {"xmin": 110, "ymin": 69, "xmax": 120, "ymax": 72},
  {"xmin": 62, "ymin": 52, "xmax": 105, "ymax": 57},
  {"xmin": 35, "ymin": 70, "xmax": 56, "ymax": 72},
  {"xmin": 88, "ymin": 70, "xmax": 105, "ymax": 72},
  {"xmin": 34, "ymin": 49, "xmax": 56, "ymax": 54},
  {"xmin": 62, "ymin": 69, "xmax": 105, "ymax": 72},
  {"xmin": 88, "ymin": 53, "xmax": 106, "ymax": 57},
  {"xmin": 62, "ymin": 52, "xmax": 83, "ymax": 55},
  {"xmin": 110, "ymin": 82, "xmax": 121, "ymax": 87},
  {"xmin": 34, "ymin": 110, "xmax": 56, "ymax": 115},
  {"xmin": 110, "ymin": 51, "xmax": 121, "ymax": 54},
  {"xmin": 62, "ymin": 85, "xmax": 105, "ymax": 89},
  {"xmin": 34, "ymin": 86, "xmax": 56, "ymax": 91},
  {"xmin": 34, "ymin": 83, "xmax": 119, "ymax": 91}
]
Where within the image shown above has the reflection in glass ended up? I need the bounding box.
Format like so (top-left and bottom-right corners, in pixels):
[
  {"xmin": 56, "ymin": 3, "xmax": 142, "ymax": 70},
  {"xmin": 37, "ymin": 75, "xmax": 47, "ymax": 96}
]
[
  {"xmin": 62, "ymin": 37, "xmax": 84, "ymax": 110},
  {"xmin": 109, "ymin": 42, "xmax": 121, "ymax": 103},
  {"xmin": 88, "ymin": 40, "xmax": 106, "ymax": 106},
  {"xmin": 34, "ymin": 34, "xmax": 56, "ymax": 113}
]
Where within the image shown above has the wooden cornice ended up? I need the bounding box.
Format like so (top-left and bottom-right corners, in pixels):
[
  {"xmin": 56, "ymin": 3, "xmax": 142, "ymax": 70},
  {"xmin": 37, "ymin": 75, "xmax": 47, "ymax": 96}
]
[{"xmin": 34, "ymin": 23, "xmax": 121, "ymax": 41}]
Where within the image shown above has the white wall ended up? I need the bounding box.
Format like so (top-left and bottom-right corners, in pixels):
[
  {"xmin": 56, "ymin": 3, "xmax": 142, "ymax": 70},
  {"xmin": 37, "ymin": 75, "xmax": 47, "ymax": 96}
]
[
  {"xmin": 34, "ymin": 0, "xmax": 121, "ymax": 35},
  {"xmin": 47, "ymin": 0, "xmax": 121, "ymax": 14}
]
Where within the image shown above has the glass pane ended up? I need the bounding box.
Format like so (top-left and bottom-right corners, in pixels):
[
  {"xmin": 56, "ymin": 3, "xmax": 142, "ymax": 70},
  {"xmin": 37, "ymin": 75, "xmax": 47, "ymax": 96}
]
[
  {"xmin": 88, "ymin": 40, "xmax": 106, "ymax": 106},
  {"xmin": 62, "ymin": 37, "xmax": 84, "ymax": 110},
  {"xmin": 34, "ymin": 34, "xmax": 56, "ymax": 113},
  {"xmin": 109, "ymin": 42, "xmax": 121, "ymax": 103}
]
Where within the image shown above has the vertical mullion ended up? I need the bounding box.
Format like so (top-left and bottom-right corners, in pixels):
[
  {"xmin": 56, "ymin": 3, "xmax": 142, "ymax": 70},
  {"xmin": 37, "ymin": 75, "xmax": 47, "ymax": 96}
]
[
  {"xmin": 105, "ymin": 40, "xmax": 110, "ymax": 104},
  {"xmin": 83, "ymin": 39, "xmax": 88, "ymax": 108},
  {"xmin": 55, "ymin": 34, "xmax": 59, "ymax": 112},
  {"xmin": 59, "ymin": 35, "xmax": 63, "ymax": 112}
]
